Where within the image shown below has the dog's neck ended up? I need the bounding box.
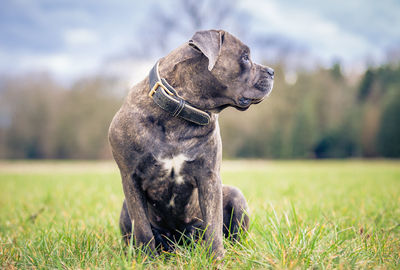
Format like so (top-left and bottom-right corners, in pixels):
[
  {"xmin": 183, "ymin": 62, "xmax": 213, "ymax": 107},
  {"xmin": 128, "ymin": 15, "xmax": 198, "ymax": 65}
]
[{"xmin": 159, "ymin": 45, "xmax": 229, "ymax": 113}]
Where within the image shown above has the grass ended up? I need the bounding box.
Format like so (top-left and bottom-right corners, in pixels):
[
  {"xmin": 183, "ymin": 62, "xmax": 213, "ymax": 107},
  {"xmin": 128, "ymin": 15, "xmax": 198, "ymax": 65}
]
[{"xmin": 0, "ymin": 160, "xmax": 399, "ymax": 269}]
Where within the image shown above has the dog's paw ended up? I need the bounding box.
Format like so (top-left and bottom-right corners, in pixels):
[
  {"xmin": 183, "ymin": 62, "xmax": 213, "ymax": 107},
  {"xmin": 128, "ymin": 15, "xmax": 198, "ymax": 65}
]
[{"xmin": 212, "ymin": 248, "xmax": 225, "ymax": 261}]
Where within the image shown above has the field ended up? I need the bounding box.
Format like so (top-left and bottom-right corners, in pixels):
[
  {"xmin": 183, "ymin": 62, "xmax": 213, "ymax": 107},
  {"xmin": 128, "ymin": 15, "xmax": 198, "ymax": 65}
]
[{"xmin": 0, "ymin": 160, "xmax": 399, "ymax": 269}]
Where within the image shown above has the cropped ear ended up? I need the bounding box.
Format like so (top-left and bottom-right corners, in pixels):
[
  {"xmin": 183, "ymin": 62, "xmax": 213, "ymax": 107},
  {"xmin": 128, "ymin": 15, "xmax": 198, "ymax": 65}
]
[{"xmin": 189, "ymin": 30, "xmax": 224, "ymax": 71}]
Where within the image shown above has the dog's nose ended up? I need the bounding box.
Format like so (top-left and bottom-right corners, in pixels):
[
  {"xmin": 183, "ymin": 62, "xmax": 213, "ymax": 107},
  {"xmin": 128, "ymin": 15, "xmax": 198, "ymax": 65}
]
[{"xmin": 267, "ymin": 67, "xmax": 274, "ymax": 77}]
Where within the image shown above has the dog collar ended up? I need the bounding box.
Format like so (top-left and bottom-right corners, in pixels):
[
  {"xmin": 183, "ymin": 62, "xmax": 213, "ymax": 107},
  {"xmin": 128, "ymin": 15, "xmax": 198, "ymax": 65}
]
[{"xmin": 148, "ymin": 61, "xmax": 211, "ymax": 126}]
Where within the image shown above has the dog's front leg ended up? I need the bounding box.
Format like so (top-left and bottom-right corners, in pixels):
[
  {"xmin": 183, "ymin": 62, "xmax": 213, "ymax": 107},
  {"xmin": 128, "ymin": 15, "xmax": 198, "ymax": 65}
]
[
  {"xmin": 197, "ymin": 174, "xmax": 224, "ymax": 259},
  {"xmin": 121, "ymin": 172, "xmax": 157, "ymax": 255}
]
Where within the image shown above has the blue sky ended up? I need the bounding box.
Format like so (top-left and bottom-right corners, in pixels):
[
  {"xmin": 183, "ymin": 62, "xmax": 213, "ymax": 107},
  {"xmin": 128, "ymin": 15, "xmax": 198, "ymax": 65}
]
[{"xmin": 1, "ymin": 0, "xmax": 399, "ymax": 84}]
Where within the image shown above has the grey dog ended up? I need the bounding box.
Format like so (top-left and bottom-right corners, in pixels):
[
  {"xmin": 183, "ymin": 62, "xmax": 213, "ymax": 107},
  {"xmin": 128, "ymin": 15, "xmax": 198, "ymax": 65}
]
[{"xmin": 108, "ymin": 29, "xmax": 274, "ymax": 259}]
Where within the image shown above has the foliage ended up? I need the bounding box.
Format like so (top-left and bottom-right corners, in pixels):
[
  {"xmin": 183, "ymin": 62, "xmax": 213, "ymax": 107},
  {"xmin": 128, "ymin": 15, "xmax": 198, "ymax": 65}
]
[
  {"xmin": 0, "ymin": 74, "xmax": 121, "ymax": 159},
  {"xmin": 0, "ymin": 62, "xmax": 400, "ymax": 159},
  {"xmin": 220, "ymin": 62, "xmax": 400, "ymax": 158},
  {"xmin": 377, "ymin": 87, "xmax": 400, "ymax": 157}
]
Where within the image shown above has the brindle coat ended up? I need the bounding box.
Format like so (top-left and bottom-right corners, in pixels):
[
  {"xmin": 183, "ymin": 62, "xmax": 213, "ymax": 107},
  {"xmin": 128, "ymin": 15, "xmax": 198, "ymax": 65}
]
[{"xmin": 108, "ymin": 30, "xmax": 274, "ymax": 259}]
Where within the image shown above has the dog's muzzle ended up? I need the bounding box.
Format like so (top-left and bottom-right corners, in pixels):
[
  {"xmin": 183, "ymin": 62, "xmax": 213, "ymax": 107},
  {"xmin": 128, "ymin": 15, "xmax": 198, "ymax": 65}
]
[{"xmin": 254, "ymin": 68, "xmax": 274, "ymax": 95}]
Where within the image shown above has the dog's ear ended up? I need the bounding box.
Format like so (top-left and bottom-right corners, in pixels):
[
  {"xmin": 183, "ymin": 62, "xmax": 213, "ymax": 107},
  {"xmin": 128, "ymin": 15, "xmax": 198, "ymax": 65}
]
[{"xmin": 189, "ymin": 30, "xmax": 225, "ymax": 71}]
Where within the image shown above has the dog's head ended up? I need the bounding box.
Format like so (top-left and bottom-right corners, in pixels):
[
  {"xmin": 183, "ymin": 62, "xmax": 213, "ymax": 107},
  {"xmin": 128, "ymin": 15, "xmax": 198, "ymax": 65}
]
[{"xmin": 189, "ymin": 30, "xmax": 274, "ymax": 111}]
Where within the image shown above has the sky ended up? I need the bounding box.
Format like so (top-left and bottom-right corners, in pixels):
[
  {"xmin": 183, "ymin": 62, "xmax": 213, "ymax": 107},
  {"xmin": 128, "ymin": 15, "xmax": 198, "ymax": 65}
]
[{"xmin": 1, "ymin": 0, "xmax": 399, "ymax": 85}]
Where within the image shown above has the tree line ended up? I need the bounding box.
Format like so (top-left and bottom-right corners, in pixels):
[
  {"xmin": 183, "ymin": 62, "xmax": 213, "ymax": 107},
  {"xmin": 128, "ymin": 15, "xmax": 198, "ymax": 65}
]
[
  {"xmin": 0, "ymin": 62, "xmax": 399, "ymax": 159},
  {"xmin": 220, "ymin": 62, "xmax": 400, "ymax": 158}
]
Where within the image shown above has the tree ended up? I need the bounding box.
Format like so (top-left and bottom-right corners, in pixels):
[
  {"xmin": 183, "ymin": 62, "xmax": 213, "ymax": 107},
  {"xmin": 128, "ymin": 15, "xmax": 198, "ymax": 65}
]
[
  {"xmin": 134, "ymin": 0, "xmax": 244, "ymax": 58},
  {"xmin": 377, "ymin": 87, "xmax": 400, "ymax": 157}
]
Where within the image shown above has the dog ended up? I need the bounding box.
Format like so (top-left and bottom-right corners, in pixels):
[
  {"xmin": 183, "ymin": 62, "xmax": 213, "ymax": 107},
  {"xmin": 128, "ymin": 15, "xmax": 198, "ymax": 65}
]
[{"xmin": 108, "ymin": 29, "xmax": 274, "ymax": 259}]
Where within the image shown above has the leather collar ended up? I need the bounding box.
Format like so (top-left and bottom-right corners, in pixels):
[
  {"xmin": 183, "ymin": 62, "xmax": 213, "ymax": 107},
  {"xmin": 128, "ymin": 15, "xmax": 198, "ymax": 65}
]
[{"xmin": 148, "ymin": 60, "xmax": 211, "ymax": 126}]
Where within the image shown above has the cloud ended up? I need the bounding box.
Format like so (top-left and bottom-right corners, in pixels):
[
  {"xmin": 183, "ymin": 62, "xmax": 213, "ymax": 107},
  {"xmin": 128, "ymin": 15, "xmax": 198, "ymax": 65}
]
[
  {"xmin": 1, "ymin": 0, "xmax": 399, "ymax": 83},
  {"xmin": 0, "ymin": 50, "xmax": 102, "ymax": 85},
  {"xmin": 240, "ymin": 0, "xmax": 390, "ymax": 68},
  {"xmin": 281, "ymin": 0, "xmax": 400, "ymax": 46},
  {"xmin": 63, "ymin": 28, "xmax": 99, "ymax": 47}
]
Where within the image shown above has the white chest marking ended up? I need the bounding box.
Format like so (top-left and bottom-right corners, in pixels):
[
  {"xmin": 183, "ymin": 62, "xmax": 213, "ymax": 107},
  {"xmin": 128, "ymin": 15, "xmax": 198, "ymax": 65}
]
[
  {"xmin": 168, "ymin": 194, "xmax": 176, "ymax": 208},
  {"xmin": 160, "ymin": 154, "xmax": 188, "ymax": 184}
]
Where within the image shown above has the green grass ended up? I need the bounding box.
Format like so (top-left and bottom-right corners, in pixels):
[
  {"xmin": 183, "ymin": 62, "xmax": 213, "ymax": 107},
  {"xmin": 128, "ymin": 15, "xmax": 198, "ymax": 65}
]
[{"xmin": 0, "ymin": 160, "xmax": 399, "ymax": 269}]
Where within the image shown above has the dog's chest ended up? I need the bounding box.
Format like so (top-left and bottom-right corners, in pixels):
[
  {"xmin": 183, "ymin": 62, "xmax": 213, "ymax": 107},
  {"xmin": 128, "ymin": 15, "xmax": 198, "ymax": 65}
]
[
  {"xmin": 158, "ymin": 154, "xmax": 188, "ymax": 185},
  {"xmin": 140, "ymin": 153, "xmax": 198, "ymax": 213}
]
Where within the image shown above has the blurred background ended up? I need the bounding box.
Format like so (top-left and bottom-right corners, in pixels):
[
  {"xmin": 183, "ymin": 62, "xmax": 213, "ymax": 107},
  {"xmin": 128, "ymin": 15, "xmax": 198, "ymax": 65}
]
[{"xmin": 0, "ymin": 0, "xmax": 399, "ymax": 159}]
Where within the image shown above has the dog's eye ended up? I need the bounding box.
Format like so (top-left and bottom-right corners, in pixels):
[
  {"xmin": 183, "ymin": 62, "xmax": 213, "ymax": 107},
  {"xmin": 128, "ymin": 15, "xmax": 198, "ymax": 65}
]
[{"xmin": 242, "ymin": 54, "xmax": 250, "ymax": 62}]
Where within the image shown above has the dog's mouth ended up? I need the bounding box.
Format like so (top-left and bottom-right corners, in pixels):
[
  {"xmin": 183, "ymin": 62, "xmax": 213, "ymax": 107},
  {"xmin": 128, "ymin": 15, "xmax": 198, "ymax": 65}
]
[
  {"xmin": 238, "ymin": 97, "xmax": 252, "ymax": 107},
  {"xmin": 235, "ymin": 105, "xmax": 250, "ymax": 111},
  {"xmin": 255, "ymin": 79, "xmax": 273, "ymax": 95},
  {"xmin": 235, "ymin": 97, "xmax": 265, "ymax": 110},
  {"xmin": 251, "ymin": 98, "xmax": 264, "ymax": 104}
]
